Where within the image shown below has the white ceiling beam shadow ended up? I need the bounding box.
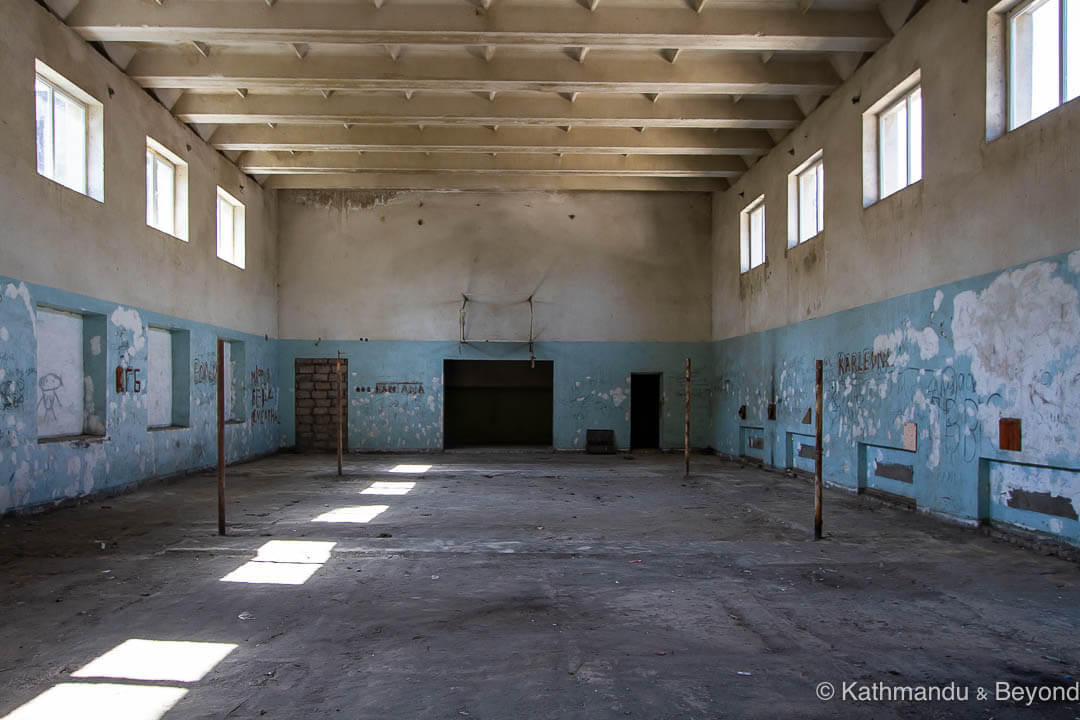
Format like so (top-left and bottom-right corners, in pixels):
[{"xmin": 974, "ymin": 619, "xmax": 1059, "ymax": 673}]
[
  {"xmin": 210, "ymin": 125, "xmax": 774, "ymax": 155},
  {"xmin": 263, "ymin": 172, "xmax": 728, "ymax": 192},
  {"xmin": 238, "ymin": 150, "xmax": 747, "ymax": 177},
  {"xmin": 67, "ymin": 1, "xmax": 890, "ymax": 53},
  {"xmin": 126, "ymin": 49, "xmax": 841, "ymax": 97},
  {"xmin": 173, "ymin": 92, "xmax": 804, "ymax": 130}
]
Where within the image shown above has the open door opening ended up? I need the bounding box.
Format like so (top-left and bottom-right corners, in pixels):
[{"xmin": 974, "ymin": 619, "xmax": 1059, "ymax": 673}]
[
  {"xmin": 630, "ymin": 373, "xmax": 661, "ymax": 449},
  {"xmin": 444, "ymin": 360, "xmax": 553, "ymax": 448}
]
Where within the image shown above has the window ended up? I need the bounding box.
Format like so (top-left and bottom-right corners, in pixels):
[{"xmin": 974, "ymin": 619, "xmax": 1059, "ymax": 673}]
[
  {"xmin": 147, "ymin": 327, "xmax": 190, "ymax": 429},
  {"xmin": 862, "ymin": 71, "xmax": 922, "ymax": 206},
  {"xmin": 788, "ymin": 151, "xmax": 824, "ymax": 247},
  {"xmin": 740, "ymin": 195, "xmax": 766, "ymax": 273},
  {"xmin": 1008, "ymin": 0, "xmax": 1079, "ymax": 128},
  {"xmin": 216, "ymin": 187, "xmax": 246, "ymax": 269},
  {"xmin": 146, "ymin": 138, "xmax": 189, "ymax": 240},
  {"xmin": 36, "ymin": 308, "xmax": 106, "ymax": 440},
  {"xmin": 34, "ymin": 60, "xmax": 103, "ymax": 201}
]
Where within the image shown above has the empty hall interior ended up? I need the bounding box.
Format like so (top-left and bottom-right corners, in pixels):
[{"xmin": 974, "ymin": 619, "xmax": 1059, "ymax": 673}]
[{"xmin": 1, "ymin": 0, "xmax": 1079, "ymax": 717}]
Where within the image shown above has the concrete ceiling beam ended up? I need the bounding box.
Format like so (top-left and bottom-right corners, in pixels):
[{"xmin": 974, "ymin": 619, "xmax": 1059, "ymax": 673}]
[{"xmin": 262, "ymin": 172, "xmax": 727, "ymax": 192}]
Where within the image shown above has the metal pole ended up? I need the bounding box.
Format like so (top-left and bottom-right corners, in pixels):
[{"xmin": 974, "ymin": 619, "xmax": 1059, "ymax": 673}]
[
  {"xmin": 217, "ymin": 338, "xmax": 226, "ymax": 536},
  {"xmin": 814, "ymin": 359, "xmax": 823, "ymax": 540},
  {"xmin": 336, "ymin": 352, "xmax": 343, "ymax": 477},
  {"xmin": 684, "ymin": 357, "xmax": 691, "ymax": 478}
]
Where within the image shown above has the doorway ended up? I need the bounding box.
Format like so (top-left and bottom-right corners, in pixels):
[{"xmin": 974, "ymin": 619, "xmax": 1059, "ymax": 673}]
[
  {"xmin": 630, "ymin": 373, "xmax": 661, "ymax": 449},
  {"xmin": 444, "ymin": 360, "xmax": 553, "ymax": 448},
  {"xmin": 294, "ymin": 358, "xmax": 347, "ymax": 453}
]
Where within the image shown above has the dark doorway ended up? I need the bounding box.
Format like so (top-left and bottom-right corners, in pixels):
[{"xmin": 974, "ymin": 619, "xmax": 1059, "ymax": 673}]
[
  {"xmin": 444, "ymin": 360, "xmax": 553, "ymax": 448},
  {"xmin": 630, "ymin": 373, "xmax": 661, "ymax": 449},
  {"xmin": 294, "ymin": 358, "xmax": 347, "ymax": 453}
]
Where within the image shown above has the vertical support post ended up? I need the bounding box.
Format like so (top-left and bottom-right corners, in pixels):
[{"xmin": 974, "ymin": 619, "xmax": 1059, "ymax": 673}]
[
  {"xmin": 217, "ymin": 338, "xmax": 226, "ymax": 537},
  {"xmin": 814, "ymin": 359, "xmax": 824, "ymax": 540},
  {"xmin": 684, "ymin": 357, "xmax": 691, "ymax": 478},
  {"xmin": 336, "ymin": 351, "xmax": 343, "ymax": 477}
]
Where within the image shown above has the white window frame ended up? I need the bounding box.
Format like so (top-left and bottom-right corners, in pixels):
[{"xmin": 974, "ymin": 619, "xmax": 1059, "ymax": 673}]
[
  {"xmin": 787, "ymin": 150, "xmax": 825, "ymax": 249},
  {"xmin": 146, "ymin": 138, "xmax": 189, "ymax": 241},
  {"xmin": 739, "ymin": 195, "xmax": 766, "ymax": 274},
  {"xmin": 1008, "ymin": 0, "xmax": 1076, "ymax": 129},
  {"xmin": 216, "ymin": 187, "xmax": 246, "ymax": 269},
  {"xmin": 862, "ymin": 70, "xmax": 922, "ymax": 207},
  {"xmin": 34, "ymin": 60, "xmax": 104, "ymax": 202}
]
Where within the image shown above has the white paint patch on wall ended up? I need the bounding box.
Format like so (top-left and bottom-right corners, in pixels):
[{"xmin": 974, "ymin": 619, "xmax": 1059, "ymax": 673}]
[
  {"xmin": 6, "ymin": 283, "xmax": 37, "ymax": 337},
  {"xmin": 953, "ymin": 261, "xmax": 1080, "ymax": 456},
  {"xmin": 147, "ymin": 327, "xmax": 173, "ymax": 427},
  {"xmin": 36, "ymin": 308, "xmax": 83, "ymax": 437},
  {"xmin": 110, "ymin": 307, "xmax": 145, "ymax": 364},
  {"xmin": 933, "ymin": 290, "xmax": 944, "ymax": 313}
]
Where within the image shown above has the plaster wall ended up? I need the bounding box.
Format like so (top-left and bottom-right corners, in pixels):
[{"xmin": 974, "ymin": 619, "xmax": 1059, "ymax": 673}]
[
  {"xmin": 710, "ymin": 0, "xmax": 1080, "ymax": 543},
  {"xmin": 0, "ymin": 0, "xmax": 278, "ymax": 338},
  {"xmin": 277, "ymin": 190, "xmax": 712, "ymax": 343}
]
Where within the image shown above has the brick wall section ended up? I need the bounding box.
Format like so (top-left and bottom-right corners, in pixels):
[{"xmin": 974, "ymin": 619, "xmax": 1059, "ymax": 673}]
[{"xmin": 294, "ymin": 358, "xmax": 348, "ymax": 453}]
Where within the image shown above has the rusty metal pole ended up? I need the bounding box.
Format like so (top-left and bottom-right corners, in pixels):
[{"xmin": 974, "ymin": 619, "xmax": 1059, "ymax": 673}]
[
  {"xmin": 684, "ymin": 357, "xmax": 691, "ymax": 478},
  {"xmin": 814, "ymin": 359, "xmax": 823, "ymax": 540},
  {"xmin": 217, "ymin": 338, "xmax": 226, "ymax": 536},
  {"xmin": 336, "ymin": 352, "xmax": 343, "ymax": 477}
]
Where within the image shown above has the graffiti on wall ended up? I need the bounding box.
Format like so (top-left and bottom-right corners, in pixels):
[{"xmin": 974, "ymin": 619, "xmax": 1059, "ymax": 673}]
[
  {"xmin": 250, "ymin": 366, "xmax": 279, "ymax": 424},
  {"xmin": 115, "ymin": 366, "xmax": 143, "ymax": 393},
  {"xmin": 37, "ymin": 373, "xmax": 63, "ymax": 422},
  {"xmin": 0, "ymin": 352, "xmax": 27, "ymax": 410},
  {"xmin": 375, "ymin": 382, "xmax": 424, "ymax": 394},
  {"xmin": 837, "ymin": 348, "xmax": 892, "ymax": 375},
  {"xmin": 192, "ymin": 357, "xmax": 217, "ymax": 385}
]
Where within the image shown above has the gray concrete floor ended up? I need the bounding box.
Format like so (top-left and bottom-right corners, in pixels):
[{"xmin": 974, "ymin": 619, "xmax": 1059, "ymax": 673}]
[{"xmin": 0, "ymin": 453, "xmax": 1077, "ymax": 720}]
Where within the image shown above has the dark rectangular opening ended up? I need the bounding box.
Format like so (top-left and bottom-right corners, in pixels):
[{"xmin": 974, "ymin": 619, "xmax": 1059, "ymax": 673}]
[
  {"xmin": 444, "ymin": 360, "xmax": 553, "ymax": 448},
  {"xmin": 630, "ymin": 373, "xmax": 661, "ymax": 449}
]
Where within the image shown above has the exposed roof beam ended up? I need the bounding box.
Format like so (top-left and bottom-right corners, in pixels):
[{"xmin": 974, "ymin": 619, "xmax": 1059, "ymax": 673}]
[
  {"xmin": 172, "ymin": 92, "xmax": 804, "ymax": 130},
  {"xmin": 67, "ymin": 1, "xmax": 891, "ymax": 53},
  {"xmin": 239, "ymin": 151, "xmax": 746, "ymax": 177},
  {"xmin": 210, "ymin": 125, "xmax": 774, "ymax": 156},
  {"xmin": 127, "ymin": 50, "xmax": 840, "ymax": 96},
  {"xmin": 264, "ymin": 173, "xmax": 725, "ymax": 192}
]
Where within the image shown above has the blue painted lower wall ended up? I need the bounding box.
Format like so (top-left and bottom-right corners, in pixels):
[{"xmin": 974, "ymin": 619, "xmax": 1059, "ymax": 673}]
[
  {"xmin": 276, "ymin": 340, "xmax": 713, "ymax": 452},
  {"xmin": 0, "ymin": 275, "xmax": 282, "ymax": 515},
  {"xmin": 712, "ymin": 250, "xmax": 1080, "ymax": 544}
]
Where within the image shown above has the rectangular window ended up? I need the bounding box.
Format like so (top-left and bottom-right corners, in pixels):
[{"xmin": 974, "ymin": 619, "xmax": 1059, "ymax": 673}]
[
  {"xmin": 34, "ymin": 61, "xmax": 103, "ymax": 201},
  {"xmin": 879, "ymin": 86, "xmax": 922, "ymax": 199},
  {"xmin": 1009, "ymin": 0, "xmax": 1079, "ymax": 128},
  {"xmin": 216, "ymin": 187, "xmax": 246, "ymax": 269},
  {"xmin": 145, "ymin": 138, "xmax": 191, "ymax": 242},
  {"xmin": 788, "ymin": 151, "xmax": 825, "ymax": 247},
  {"xmin": 740, "ymin": 196, "xmax": 766, "ymax": 273},
  {"xmin": 863, "ymin": 72, "xmax": 922, "ymax": 206}
]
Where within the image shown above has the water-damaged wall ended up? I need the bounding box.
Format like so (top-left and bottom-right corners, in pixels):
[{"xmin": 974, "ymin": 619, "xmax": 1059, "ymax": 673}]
[
  {"xmin": 0, "ymin": 276, "xmax": 281, "ymax": 515},
  {"xmin": 710, "ymin": 0, "xmax": 1080, "ymax": 543}
]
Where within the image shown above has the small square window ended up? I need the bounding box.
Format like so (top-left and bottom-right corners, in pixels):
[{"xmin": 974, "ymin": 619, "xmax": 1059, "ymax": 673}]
[
  {"xmin": 146, "ymin": 138, "xmax": 189, "ymax": 241},
  {"xmin": 788, "ymin": 151, "xmax": 824, "ymax": 248},
  {"xmin": 740, "ymin": 195, "xmax": 766, "ymax": 273},
  {"xmin": 216, "ymin": 187, "xmax": 246, "ymax": 269},
  {"xmin": 1007, "ymin": 0, "xmax": 1079, "ymax": 129},
  {"xmin": 34, "ymin": 60, "xmax": 103, "ymax": 201},
  {"xmin": 862, "ymin": 71, "xmax": 922, "ymax": 206}
]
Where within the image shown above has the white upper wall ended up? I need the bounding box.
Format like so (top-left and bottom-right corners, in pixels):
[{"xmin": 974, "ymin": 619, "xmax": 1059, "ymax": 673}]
[
  {"xmin": 0, "ymin": 0, "xmax": 278, "ymax": 337},
  {"xmin": 712, "ymin": 0, "xmax": 1080, "ymax": 340},
  {"xmin": 277, "ymin": 190, "xmax": 712, "ymax": 342}
]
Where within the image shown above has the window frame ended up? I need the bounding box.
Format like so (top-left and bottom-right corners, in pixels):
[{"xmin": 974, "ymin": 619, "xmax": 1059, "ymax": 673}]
[
  {"xmin": 787, "ymin": 150, "xmax": 825, "ymax": 249},
  {"xmin": 739, "ymin": 195, "xmax": 766, "ymax": 274},
  {"xmin": 145, "ymin": 137, "xmax": 189, "ymax": 241},
  {"xmin": 861, "ymin": 70, "xmax": 922, "ymax": 208},
  {"xmin": 33, "ymin": 60, "xmax": 103, "ymax": 202},
  {"xmin": 877, "ymin": 86, "xmax": 922, "ymax": 200},
  {"xmin": 1006, "ymin": 0, "xmax": 1075, "ymax": 130},
  {"xmin": 216, "ymin": 187, "xmax": 246, "ymax": 269}
]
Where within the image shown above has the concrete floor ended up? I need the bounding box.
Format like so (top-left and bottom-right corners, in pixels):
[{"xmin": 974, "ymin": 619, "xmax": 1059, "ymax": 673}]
[{"xmin": 0, "ymin": 453, "xmax": 1077, "ymax": 720}]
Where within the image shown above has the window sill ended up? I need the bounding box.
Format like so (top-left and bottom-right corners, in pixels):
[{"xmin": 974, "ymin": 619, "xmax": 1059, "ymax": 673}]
[
  {"xmin": 225, "ymin": 419, "xmax": 245, "ymax": 426},
  {"xmin": 148, "ymin": 424, "xmax": 189, "ymax": 432},
  {"xmin": 786, "ymin": 232, "xmax": 823, "ymax": 256},
  {"xmin": 863, "ymin": 179, "xmax": 922, "ymax": 210},
  {"xmin": 147, "ymin": 224, "xmax": 189, "ymax": 243},
  {"xmin": 38, "ymin": 434, "xmax": 107, "ymax": 445}
]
